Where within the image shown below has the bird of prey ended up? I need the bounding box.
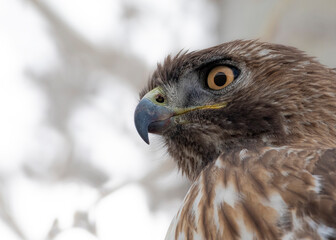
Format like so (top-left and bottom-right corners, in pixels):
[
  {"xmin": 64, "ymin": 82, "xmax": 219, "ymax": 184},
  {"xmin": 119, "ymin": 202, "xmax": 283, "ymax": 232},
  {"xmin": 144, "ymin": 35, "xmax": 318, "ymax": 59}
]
[{"xmin": 134, "ymin": 40, "xmax": 336, "ymax": 240}]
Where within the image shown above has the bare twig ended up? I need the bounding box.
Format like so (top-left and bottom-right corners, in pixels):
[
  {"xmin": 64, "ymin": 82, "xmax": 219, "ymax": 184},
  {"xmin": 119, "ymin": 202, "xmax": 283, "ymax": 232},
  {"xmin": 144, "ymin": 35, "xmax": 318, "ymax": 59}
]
[{"xmin": 260, "ymin": 0, "xmax": 293, "ymax": 41}]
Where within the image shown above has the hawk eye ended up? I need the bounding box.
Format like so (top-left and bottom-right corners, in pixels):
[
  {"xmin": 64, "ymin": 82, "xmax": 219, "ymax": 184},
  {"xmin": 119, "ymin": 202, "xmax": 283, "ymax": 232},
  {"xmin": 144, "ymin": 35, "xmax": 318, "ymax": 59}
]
[{"xmin": 207, "ymin": 66, "xmax": 235, "ymax": 90}]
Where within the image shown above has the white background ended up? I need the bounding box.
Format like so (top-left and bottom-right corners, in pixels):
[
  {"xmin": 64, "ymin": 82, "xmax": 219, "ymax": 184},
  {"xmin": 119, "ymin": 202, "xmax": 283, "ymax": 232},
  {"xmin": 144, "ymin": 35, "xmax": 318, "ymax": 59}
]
[{"xmin": 0, "ymin": 0, "xmax": 335, "ymax": 239}]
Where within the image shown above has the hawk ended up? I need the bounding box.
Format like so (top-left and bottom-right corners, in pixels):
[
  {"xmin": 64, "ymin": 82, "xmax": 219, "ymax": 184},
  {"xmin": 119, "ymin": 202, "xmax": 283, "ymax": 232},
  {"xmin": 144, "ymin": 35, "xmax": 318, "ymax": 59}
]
[{"xmin": 134, "ymin": 40, "xmax": 336, "ymax": 239}]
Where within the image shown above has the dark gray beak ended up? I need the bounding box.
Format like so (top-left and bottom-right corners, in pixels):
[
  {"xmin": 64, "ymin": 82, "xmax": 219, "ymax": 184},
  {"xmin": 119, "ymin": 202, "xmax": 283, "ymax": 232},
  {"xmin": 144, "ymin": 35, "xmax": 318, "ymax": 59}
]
[{"xmin": 134, "ymin": 98, "xmax": 174, "ymax": 144}]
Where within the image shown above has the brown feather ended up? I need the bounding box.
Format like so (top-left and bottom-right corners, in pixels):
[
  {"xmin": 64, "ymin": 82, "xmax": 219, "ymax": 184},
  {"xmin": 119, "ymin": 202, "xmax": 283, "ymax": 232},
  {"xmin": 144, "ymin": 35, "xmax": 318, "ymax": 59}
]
[{"xmin": 138, "ymin": 40, "xmax": 336, "ymax": 239}]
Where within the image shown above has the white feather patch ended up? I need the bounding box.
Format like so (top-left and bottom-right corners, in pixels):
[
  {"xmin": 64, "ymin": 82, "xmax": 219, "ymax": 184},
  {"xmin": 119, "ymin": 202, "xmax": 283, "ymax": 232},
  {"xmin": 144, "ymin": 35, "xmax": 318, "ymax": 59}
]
[
  {"xmin": 261, "ymin": 193, "xmax": 287, "ymax": 215},
  {"xmin": 312, "ymin": 175, "xmax": 322, "ymax": 193},
  {"xmin": 214, "ymin": 183, "xmax": 238, "ymax": 209}
]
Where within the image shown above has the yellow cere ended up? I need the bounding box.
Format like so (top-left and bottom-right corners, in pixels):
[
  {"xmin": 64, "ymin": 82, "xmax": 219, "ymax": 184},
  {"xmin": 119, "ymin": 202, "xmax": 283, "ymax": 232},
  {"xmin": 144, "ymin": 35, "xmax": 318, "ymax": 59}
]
[{"xmin": 174, "ymin": 102, "xmax": 228, "ymax": 116}]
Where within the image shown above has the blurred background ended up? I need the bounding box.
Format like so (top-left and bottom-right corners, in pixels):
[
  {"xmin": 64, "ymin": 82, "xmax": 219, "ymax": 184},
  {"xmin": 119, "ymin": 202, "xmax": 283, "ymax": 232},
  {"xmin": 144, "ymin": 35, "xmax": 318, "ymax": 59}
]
[{"xmin": 0, "ymin": 0, "xmax": 335, "ymax": 239}]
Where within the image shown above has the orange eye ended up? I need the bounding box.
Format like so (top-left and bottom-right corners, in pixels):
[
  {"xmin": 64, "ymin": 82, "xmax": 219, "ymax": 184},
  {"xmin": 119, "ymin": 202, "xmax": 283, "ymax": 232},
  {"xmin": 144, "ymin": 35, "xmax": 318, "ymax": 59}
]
[{"xmin": 207, "ymin": 66, "xmax": 235, "ymax": 90}]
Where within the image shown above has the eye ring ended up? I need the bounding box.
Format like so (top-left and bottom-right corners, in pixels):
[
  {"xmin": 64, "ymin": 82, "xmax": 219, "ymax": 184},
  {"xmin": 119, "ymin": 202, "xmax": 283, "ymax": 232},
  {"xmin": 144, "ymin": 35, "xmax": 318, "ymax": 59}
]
[{"xmin": 207, "ymin": 66, "xmax": 235, "ymax": 90}]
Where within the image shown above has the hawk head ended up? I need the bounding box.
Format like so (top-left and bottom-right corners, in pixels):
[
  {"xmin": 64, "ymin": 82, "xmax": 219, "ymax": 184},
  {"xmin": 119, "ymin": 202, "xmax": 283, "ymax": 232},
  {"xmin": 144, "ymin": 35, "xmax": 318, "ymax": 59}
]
[{"xmin": 134, "ymin": 40, "xmax": 336, "ymax": 180}]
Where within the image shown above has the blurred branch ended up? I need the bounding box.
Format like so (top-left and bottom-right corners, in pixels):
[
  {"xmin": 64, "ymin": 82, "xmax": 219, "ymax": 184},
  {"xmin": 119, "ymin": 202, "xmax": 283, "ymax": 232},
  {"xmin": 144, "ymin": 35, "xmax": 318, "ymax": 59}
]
[
  {"xmin": 211, "ymin": 0, "xmax": 227, "ymax": 43},
  {"xmin": 139, "ymin": 160, "xmax": 190, "ymax": 211},
  {"xmin": 26, "ymin": 0, "xmax": 149, "ymax": 90},
  {"xmin": 96, "ymin": 159, "xmax": 190, "ymax": 211},
  {"xmin": 260, "ymin": 0, "xmax": 292, "ymax": 41},
  {"xmin": 0, "ymin": 179, "xmax": 27, "ymax": 240},
  {"xmin": 22, "ymin": 0, "xmax": 152, "ymax": 187}
]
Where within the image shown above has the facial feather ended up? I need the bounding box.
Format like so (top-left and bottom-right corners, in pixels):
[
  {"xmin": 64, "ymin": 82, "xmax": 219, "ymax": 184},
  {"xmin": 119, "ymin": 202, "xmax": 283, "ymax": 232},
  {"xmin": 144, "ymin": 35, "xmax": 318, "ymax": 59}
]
[{"xmin": 139, "ymin": 40, "xmax": 336, "ymax": 180}]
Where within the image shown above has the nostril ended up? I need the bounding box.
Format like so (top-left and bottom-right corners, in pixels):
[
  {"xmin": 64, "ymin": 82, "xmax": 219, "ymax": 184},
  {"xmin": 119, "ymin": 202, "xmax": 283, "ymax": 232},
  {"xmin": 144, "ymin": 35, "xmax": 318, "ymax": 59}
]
[{"xmin": 156, "ymin": 95, "xmax": 165, "ymax": 103}]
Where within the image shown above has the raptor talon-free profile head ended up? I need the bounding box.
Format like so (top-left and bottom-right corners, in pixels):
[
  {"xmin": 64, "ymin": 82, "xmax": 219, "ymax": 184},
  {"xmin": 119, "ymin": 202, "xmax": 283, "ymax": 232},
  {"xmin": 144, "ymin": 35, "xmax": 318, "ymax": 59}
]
[{"xmin": 134, "ymin": 40, "xmax": 336, "ymax": 180}]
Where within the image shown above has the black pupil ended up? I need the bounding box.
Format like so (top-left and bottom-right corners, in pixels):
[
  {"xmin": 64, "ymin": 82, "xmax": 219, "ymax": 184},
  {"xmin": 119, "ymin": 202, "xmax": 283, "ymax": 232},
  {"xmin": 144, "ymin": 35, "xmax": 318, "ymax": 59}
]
[
  {"xmin": 214, "ymin": 72, "xmax": 227, "ymax": 86},
  {"xmin": 156, "ymin": 95, "xmax": 164, "ymax": 103}
]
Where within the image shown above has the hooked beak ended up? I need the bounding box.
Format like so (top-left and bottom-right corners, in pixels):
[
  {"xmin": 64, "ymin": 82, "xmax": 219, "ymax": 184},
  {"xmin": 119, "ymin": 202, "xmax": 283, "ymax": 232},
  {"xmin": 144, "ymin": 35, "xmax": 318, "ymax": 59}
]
[
  {"xmin": 134, "ymin": 87, "xmax": 228, "ymax": 144},
  {"xmin": 134, "ymin": 87, "xmax": 173, "ymax": 144}
]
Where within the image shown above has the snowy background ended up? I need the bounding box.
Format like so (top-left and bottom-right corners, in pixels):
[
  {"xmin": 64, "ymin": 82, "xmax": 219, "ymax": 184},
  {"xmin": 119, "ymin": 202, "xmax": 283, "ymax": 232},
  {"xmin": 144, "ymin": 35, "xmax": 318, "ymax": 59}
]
[{"xmin": 0, "ymin": 0, "xmax": 335, "ymax": 239}]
